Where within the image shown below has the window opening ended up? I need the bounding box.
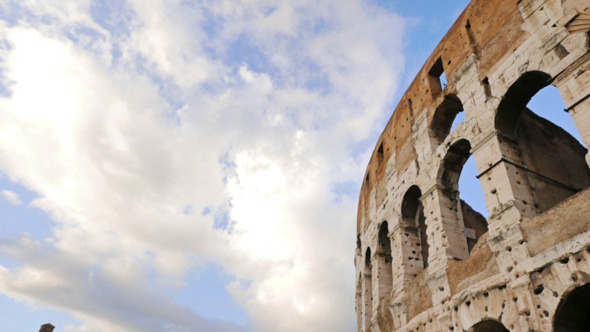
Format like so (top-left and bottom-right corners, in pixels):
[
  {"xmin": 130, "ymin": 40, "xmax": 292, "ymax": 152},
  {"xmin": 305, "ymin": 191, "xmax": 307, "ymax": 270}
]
[
  {"xmin": 450, "ymin": 110, "xmax": 465, "ymax": 134},
  {"xmin": 377, "ymin": 222, "xmax": 392, "ymax": 296},
  {"xmin": 471, "ymin": 320, "xmax": 509, "ymax": 332},
  {"xmin": 430, "ymin": 94, "xmax": 464, "ymax": 143},
  {"xmin": 554, "ymin": 283, "xmax": 590, "ymax": 332},
  {"xmin": 440, "ymin": 71, "xmax": 448, "ymax": 89},
  {"xmin": 496, "ymin": 71, "xmax": 590, "ymax": 213},
  {"xmin": 459, "ymin": 155, "xmax": 488, "ymax": 218},
  {"xmin": 441, "ymin": 139, "xmax": 488, "ymax": 254},
  {"xmin": 401, "ymin": 186, "xmax": 428, "ymax": 269},
  {"xmin": 428, "ymin": 57, "xmax": 447, "ymax": 96},
  {"xmin": 377, "ymin": 142, "xmax": 384, "ymax": 168},
  {"xmin": 527, "ymin": 85, "xmax": 585, "ymax": 148},
  {"xmin": 459, "ymin": 154, "xmax": 489, "ymax": 252},
  {"xmin": 482, "ymin": 77, "xmax": 492, "ymax": 99}
]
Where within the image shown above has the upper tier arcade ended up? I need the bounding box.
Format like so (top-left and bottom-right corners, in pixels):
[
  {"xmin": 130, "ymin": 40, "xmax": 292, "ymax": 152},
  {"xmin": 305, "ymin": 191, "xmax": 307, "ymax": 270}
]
[{"xmin": 354, "ymin": 0, "xmax": 590, "ymax": 331}]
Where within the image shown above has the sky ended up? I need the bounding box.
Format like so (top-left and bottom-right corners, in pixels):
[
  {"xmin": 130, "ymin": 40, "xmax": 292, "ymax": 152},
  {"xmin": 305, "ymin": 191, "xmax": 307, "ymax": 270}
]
[{"xmin": 0, "ymin": 0, "xmax": 582, "ymax": 331}]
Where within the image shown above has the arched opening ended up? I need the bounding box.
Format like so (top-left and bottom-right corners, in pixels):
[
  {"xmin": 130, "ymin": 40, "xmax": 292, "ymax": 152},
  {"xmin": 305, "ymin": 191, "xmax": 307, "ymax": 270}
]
[
  {"xmin": 450, "ymin": 109, "xmax": 466, "ymax": 133},
  {"xmin": 554, "ymin": 283, "xmax": 590, "ymax": 332},
  {"xmin": 363, "ymin": 247, "xmax": 373, "ymax": 330},
  {"xmin": 495, "ymin": 71, "xmax": 590, "ymax": 213},
  {"xmin": 430, "ymin": 94, "xmax": 464, "ymax": 143},
  {"xmin": 528, "ymin": 85, "xmax": 585, "ymax": 147},
  {"xmin": 471, "ymin": 319, "xmax": 509, "ymax": 332},
  {"xmin": 377, "ymin": 222, "xmax": 392, "ymax": 296},
  {"xmin": 459, "ymin": 155, "xmax": 489, "ymax": 220},
  {"xmin": 401, "ymin": 185, "xmax": 428, "ymax": 270},
  {"xmin": 441, "ymin": 139, "xmax": 488, "ymax": 254}
]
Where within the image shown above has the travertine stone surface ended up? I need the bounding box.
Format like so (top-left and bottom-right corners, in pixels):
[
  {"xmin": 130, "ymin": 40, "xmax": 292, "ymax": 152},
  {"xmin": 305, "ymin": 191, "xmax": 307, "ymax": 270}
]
[{"xmin": 354, "ymin": 0, "xmax": 590, "ymax": 331}]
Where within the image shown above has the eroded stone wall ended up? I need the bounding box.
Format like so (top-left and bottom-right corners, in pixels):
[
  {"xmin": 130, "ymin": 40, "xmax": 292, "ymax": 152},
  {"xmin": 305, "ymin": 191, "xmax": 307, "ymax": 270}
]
[{"xmin": 354, "ymin": 0, "xmax": 590, "ymax": 331}]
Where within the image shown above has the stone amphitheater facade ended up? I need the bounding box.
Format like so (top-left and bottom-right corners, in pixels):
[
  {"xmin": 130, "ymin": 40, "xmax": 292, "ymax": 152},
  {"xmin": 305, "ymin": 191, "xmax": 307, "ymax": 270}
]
[{"xmin": 354, "ymin": 0, "xmax": 590, "ymax": 331}]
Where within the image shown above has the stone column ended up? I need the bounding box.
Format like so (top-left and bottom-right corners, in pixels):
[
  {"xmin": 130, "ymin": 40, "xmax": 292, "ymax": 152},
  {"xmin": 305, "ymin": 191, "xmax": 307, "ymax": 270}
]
[
  {"xmin": 510, "ymin": 276, "xmax": 542, "ymax": 331},
  {"xmin": 362, "ymin": 260, "xmax": 373, "ymax": 332},
  {"xmin": 420, "ymin": 185, "xmax": 465, "ymax": 305},
  {"xmin": 421, "ymin": 184, "xmax": 469, "ymax": 266},
  {"xmin": 390, "ymin": 218, "xmax": 425, "ymax": 287},
  {"xmin": 471, "ymin": 132, "xmax": 533, "ymax": 272},
  {"xmin": 471, "ymin": 131, "xmax": 540, "ymax": 225}
]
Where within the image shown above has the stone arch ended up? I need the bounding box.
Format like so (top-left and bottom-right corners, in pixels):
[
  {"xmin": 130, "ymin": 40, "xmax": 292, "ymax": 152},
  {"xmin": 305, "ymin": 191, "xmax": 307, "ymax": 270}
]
[
  {"xmin": 376, "ymin": 221, "xmax": 392, "ymax": 297},
  {"xmin": 554, "ymin": 282, "xmax": 590, "ymax": 332},
  {"xmin": 439, "ymin": 139, "xmax": 488, "ymax": 253},
  {"xmin": 495, "ymin": 71, "xmax": 553, "ymax": 135},
  {"xmin": 430, "ymin": 94, "xmax": 464, "ymax": 143},
  {"xmin": 354, "ymin": 0, "xmax": 590, "ymax": 330},
  {"xmin": 469, "ymin": 319, "xmax": 509, "ymax": 332},
  {"xmin": 495, "ymin": 71, "xmax": 590, "ymax": 213},
  {"xmin": 401, "ymin": 185, "xmax": 428, "ymax": 269}
]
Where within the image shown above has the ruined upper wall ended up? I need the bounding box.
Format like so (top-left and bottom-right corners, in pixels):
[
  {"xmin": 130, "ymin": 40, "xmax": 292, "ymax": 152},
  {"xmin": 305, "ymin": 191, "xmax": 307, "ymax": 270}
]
[
  {"xmin": 356, "ymin": 0, "xmax": 590, "ymax": 330},
  {"xmin": 357, "ymin": 0, "xmax": 526, "ymax": 234}
]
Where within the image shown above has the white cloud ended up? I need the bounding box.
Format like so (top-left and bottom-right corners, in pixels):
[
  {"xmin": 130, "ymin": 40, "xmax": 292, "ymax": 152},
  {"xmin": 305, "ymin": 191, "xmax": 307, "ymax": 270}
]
[
  {"xmin": 1, "ymin": 190, "xmax": 21, "ymax": 206},
  {"xmin": 0, "ymin": 0, "xmax": 406, "ymax": 331}
]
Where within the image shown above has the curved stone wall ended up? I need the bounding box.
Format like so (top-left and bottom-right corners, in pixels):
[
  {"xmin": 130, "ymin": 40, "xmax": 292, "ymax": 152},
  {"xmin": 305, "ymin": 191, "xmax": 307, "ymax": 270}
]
[{"xmin": 354, "ymin": 0, "xmax": 590, "ymax": 331}]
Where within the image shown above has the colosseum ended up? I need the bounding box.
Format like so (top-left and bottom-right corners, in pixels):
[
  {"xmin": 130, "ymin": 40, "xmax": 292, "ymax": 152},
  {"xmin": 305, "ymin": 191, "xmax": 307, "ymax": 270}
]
[{"xmin": 354, "ymin": 0, "xmax": 590, "ymax": 331}]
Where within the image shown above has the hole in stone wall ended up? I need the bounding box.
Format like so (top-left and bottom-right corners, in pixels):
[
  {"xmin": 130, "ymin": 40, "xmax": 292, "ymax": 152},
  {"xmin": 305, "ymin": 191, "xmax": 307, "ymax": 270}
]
[
  {"xmin": 527, "ymin": 85, "xmax": 585, "ymax": 148},
  {"xmin": 378, "ymin": 222, "xmax": 392, "ymax": 262},
  {"xmin": 441, "ymin": 139, "xmax": 488, "ymax": 254},
  {"xmin": 430, "ymin": 94, "xmax": 464, "ymax": 143},
  {"xmin": 554, "ymin": 283, "xmax": 590, "ymax": 332},
  {"xmin": 459, "ymin": 155, "xmax": 489, "ymax": 219},
  {"xmin": 377, "ymin": 142, "xmax": 384, "ymax": 168},
  {"xmin": 450, "ymin": 110, "xmax": 466, "ymax": 133},
  {"xmin": 377, "ymin": 222, "xmax": 392, "ymax": 296},
  {"xmin": 472, "ymin": 319, "xmax": 509, "ymax": 332},
  {"xmin": 482, "ymin": 77, "xmax": 492, "ymax": 99},
  {"xmin": 440, "ymin": 71, "xmax": 448, "ymax": 90},
  {"xmin": 428, "ymin": 57, "xmax": 447, "ymax": 96},
  {"xmin": 496, "ymin": 71, "xmax": 590, "ymax": 213},
  {"xmin": 401, "ymin": 186, "xmax": 428, "ymax": 268}
]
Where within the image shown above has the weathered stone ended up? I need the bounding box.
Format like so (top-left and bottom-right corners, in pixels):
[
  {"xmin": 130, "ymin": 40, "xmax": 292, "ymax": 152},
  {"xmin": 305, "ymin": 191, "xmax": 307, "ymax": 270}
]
[{"xmin": 354, "ymin": 0, "xmax": 590, "ymax": 331}]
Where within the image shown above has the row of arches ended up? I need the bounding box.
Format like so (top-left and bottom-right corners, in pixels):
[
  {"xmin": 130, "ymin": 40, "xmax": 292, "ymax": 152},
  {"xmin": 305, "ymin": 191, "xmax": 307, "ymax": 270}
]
[
  {"xmin": 357, "ymin": 280, "xmax": 590, "ymax": 331},
  {"xmin": 365, "ymin": 137, "xmax": 490, "ymax": 289},
  {"xmin": 468, "ymin": 282, "xmax": 590, "ymax": 331},
  {"xmin": 358, "ymin": 269, "xmax": 590, "ymax": 330},
  {"xmin": 357, "ymin": 70, "xmax": 590, "ymax": 331},
  {"xmin": 364, "ymin": 70, "xmax": 590, "ymax": 278}
]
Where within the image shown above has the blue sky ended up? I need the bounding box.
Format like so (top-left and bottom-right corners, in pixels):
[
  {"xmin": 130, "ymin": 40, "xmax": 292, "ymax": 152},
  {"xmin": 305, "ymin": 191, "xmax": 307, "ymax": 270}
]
[{"xmin": 0, "ymin": 0, "xmax": 582, "ymax": 331}]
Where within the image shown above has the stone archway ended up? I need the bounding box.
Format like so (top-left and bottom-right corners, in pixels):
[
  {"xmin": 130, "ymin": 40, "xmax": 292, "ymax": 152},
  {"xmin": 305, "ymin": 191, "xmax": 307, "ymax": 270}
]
[
  {"xmin": 471, "ymin": 319, "xmax": 509, "ymax": 332},
  {"xmin": 401, "ymin": 185, "xmax": 428, "ymax": 269},
  {"xmin": 440, "ymin": 139, "xmax": 488, "ymax": 253},
  {"xmin": 554, "ymin": 283, "xmax": 590, "ymax": 332},
  {"xmin": 495, "ymin": 71, "xmax": 590, "ymax": 213}
]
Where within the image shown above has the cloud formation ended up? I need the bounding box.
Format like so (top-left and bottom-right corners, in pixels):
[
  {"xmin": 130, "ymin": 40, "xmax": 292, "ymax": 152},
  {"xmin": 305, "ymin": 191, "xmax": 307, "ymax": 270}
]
[
  {"xmin": 0, "ymin": 0, "xmax": 405, "ymax": 331},
  {"xmin": 1, "ymin": 190, "xmax": 21, "ymax": 206}
]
